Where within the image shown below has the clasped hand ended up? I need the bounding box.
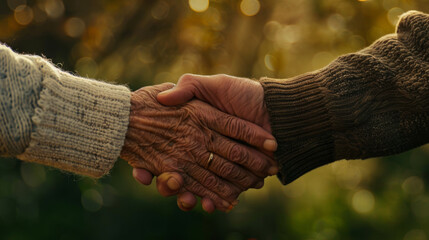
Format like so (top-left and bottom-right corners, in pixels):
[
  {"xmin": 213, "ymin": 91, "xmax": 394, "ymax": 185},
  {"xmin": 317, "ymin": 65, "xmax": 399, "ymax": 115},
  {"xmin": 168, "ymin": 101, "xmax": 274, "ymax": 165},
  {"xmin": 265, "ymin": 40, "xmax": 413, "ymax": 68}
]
[{"xmin": 121, "ymin": 77, "xmax": 277, "ymax": 213}]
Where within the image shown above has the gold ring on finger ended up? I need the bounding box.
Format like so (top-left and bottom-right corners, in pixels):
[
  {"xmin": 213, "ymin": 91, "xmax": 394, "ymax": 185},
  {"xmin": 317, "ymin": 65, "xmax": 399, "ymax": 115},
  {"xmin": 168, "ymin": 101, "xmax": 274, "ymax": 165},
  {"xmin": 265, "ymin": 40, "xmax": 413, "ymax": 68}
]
[{"xmin": 207, "ymin": 153, "xmax": 214, "ymax": 168}]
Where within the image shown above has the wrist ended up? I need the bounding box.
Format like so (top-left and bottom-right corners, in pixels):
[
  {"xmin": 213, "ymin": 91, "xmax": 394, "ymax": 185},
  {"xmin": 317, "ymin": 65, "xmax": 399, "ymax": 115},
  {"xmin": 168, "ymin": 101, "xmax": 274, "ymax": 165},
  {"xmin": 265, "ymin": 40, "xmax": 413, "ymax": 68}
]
[{"xmin": 259, "ymin": 73, "xmax": 333, "ymax": 184}]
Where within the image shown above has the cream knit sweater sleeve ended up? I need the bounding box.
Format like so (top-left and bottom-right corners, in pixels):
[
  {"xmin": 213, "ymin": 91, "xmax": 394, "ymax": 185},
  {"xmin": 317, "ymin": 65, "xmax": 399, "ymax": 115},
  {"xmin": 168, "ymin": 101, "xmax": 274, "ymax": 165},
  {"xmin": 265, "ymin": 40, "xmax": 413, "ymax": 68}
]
[{"xmin": 0, "ymin": 44, "xmax": 131, "ymax": 178}]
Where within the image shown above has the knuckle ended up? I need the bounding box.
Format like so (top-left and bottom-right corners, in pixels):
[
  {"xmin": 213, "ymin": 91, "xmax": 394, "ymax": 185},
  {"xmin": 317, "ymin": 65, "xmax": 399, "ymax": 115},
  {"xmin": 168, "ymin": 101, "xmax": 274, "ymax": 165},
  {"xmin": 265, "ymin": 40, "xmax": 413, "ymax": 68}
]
[
  {"xmin": 215, "ymin": 74, "xmax": 228, "ymax": 79},
  {"xmin": 219, "ymin": 185, "xmax": 239, "ymax": 201},
  {"xmin": 215, "ymin": 73, "xmax": 230, "ymax": 79},
  {"xmin": 242, "ymin": 125, "xmax": 256, "ymax": 140},
  {"xmin": 219, "ymin": 162, "xmax": 234, "ymax": 177},
  {"xmin": 202, "ymin": 174, "xmax": 218, "ymax": 189},
  {"xmin": 240, "ymin": 176, "xmax": 255, "ymax": 189},
  {"xmin": 228, "ymin": 144, "xmax": 248, "ymax": 164},
  {"xmin": 225, "ymin": 117, "xmax": 239, "ymax": 134},
  {"xmin": 219, "ymin": 163, "xmax": 253, "ymax": 189},
  {"xmin": 179, "ymin": 73, "xmax": 193, "ymax": 83},
  {"xmin": 186, "ymin": 180, "xmax": 204, "ymax": 198},
  {"xmin": 251, "ymin": 158, "xmax": 267, "ymax": 173},
  {"xmin": 237, "ymin": 172, "xmax": 260, "ymax": 189},
  {"xmin": 226, "ymin": 190, "xmax": 240, "ymax": 201}
]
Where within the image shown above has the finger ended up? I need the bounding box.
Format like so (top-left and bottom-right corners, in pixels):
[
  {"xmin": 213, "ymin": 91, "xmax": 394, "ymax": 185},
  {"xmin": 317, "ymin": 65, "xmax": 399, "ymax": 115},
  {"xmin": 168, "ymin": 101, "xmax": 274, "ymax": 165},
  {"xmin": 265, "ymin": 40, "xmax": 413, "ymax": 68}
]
[
  {"xmin": 199, "ymin": 103, "xmax": 278, "ymax": 152},
  {"xmin": 184, "ymin": 162, "xmax": 242, "ymax": 203},
  {"xmin": 157, "ymin": 85, "xmax": 195, "ymax": 106},
  {"xmin": 157, "ymin": 74, "xmax": 205, "ymax": 106},
  {"xmin": 133, "ymin": 168, "xmax": 154, "ymax": 185},
  {"xmin": 136, "ymin": 82, "xmax": 176, "ymax": 96},
  {"xmin": 177, "ymin": 192, "xmax": 197, "ymax": 211},
  {"xmin": 209, "ymin": 133, "xmax": 278, "ymax": 177},
  {"xmin": 182, "ymin": 174, "xmax": 233, "ymax": 212},
  {"xmin": 202, "ymin": 152, "xmax": 263, "ymax": 189},
  {"xmin": 156, "ymin": 172, "xmax": 184, "ymax": 197},
  {"xmin": 158, "ymin": 75, "xmax": 278, "ymax": 152},
  {"xmin": 201, "ymin": 198, "xmax": 216, "ymax": 213}
]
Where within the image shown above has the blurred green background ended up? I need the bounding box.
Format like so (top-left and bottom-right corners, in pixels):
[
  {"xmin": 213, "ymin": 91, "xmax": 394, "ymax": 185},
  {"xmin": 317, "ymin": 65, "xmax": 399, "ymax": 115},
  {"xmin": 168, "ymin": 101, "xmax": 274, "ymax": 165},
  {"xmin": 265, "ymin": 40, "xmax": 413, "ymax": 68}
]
[{"xmin": 1, "ymin": 0, "xmax": 429, "ymax": 239}]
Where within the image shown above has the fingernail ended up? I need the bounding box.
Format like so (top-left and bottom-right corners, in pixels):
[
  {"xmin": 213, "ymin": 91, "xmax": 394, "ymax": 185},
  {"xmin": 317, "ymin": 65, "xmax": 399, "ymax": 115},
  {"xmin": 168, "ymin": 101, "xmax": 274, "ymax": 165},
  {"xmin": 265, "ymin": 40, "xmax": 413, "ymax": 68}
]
[
  {"xmin": 222, "ymin": 200, "xmax": 230, "ymax": 208},
  {"xmin": 255, "ymin": 181, "xmax": 264, "ymax": 189},
  {"xmin": 226, "ymin": 205, "xmax": 234, "ymax": 213},
  {"xmin": 263, "ymin": 139, "xmax": 278, "ymax": 151},
  {"xmin": 232, "ymin": 200, "xmax": 239, "ymax": 206},
  {"xmin": 133, "ymin": 172, "xmax": 146, "ymax": 185},
  {"xmin": 181, "ymin": 201, "xmax": 191, "ymax": 209},
  {"xmin": 268, "ymin": 166, "xmax": 279, "ymax": 175},
  {"xmin": 167, "ymin": 177, "xmax": 180, "ymax": 191}
]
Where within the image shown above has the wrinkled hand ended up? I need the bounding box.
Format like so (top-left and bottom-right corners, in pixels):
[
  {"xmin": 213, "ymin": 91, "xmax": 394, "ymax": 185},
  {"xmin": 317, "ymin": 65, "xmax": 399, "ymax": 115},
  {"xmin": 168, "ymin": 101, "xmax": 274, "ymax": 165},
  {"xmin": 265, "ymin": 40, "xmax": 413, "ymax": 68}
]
[
  {"xmin": 120, "ymin": 83, "xmax": 277, "ymax": 211},
  {"xmin": 158, "ymin": 74, "xmax": 272, "ymax": 135},
  {"xmin": 134, "ymin": 74, "xmax": 277, "ymax": 212}
]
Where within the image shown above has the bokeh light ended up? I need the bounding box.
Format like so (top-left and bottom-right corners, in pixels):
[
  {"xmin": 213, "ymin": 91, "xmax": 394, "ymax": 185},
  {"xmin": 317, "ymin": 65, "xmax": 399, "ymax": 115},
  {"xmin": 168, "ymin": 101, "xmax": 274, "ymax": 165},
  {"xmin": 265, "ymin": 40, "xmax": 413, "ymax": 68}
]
[
  {"xmin": 75, "ymin": 57, "xmax": 98, "ymax": 78},
  {"xmin": 43, "ymin": 0, "xmax": 64, "ymax": 19},
  {"xmin": 240, "ymin": 0, "xmax": 261, "ymax": 16},
  {"xmin": 189, "ymin": 0, "xmax": 209, "ymax": 13},
  {"xmin": 151, "ymin": 1, "xmax": 170, "ymax": 20},
  {"xmin": 388, "ymin": 7, "xmax": 405, "ymax": 25},
  {"xmin": 64, "ymin": 17, "xmax": 86, "ymax": 38},
  {"xmin": 14, "ymin": 5, "xmax": 33, "ymax": 25},
  {"xmin": 352, "ymin": 189, "xmax": 375, "ymax": 214},
  {"xmin": 402, "ymin": 176, "xmax": 425, "ymax": 195}
]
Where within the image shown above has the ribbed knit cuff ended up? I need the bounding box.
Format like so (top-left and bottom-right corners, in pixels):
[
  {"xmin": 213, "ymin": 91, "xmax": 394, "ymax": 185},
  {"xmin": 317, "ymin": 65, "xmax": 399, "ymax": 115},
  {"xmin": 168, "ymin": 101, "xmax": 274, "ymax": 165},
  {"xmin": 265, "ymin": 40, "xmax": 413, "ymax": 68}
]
[
  {"xmin": 17, "ymin": 58, "xmax": 131, "ymax": 178},
  {"xmin": 260, "ymin": 71, "xmax": 334, "ymax": 185}
]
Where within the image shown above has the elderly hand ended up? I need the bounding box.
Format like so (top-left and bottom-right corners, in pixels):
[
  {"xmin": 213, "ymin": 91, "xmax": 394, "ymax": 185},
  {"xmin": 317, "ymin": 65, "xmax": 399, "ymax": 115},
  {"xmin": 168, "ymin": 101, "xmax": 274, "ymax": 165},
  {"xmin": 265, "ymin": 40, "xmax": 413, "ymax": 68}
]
[
  {"xmin": 134, "ymin": 74, "xmax": 277, "ymax": 212},
  {"xmin": 120, "ymin": 83, "xmax": 277, "ymax": 211},
  {"xmin": 158, "ymin": 74, "xmax": 272, "ymax": 136}
]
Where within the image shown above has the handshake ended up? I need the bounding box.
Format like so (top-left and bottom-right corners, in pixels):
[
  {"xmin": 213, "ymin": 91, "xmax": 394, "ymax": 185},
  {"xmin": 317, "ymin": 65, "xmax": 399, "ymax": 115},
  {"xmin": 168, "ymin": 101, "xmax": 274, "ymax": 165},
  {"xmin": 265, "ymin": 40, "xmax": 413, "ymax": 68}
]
[
  {"xmin": 121, "ymin": 74, "xmax": 278, "ymax": 213},
  {"xmin": 7, "ymin": 11, "xmax": 427, "ymax": 215}
]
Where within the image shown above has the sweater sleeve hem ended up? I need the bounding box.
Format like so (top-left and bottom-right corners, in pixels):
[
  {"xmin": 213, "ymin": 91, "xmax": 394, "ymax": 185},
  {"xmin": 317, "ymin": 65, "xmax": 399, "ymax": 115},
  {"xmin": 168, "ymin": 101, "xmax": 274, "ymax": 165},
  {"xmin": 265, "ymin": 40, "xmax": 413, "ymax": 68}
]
[
  {"xmin": 260, "ymin": 71, "xmax": 334, "ymax": 185},
  {"xmin": 17, "ymin": 57, "xmax": 131, "ymax": 178}
]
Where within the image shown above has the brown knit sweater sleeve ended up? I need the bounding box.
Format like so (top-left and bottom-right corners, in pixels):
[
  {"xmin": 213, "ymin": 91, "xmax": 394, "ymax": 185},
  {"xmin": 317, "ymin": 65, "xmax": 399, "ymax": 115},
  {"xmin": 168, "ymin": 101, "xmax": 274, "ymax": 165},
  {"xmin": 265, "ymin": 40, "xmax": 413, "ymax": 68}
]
[{"xmin": 260, "ymin": 10, "xmax": 429, "ymax": 185}]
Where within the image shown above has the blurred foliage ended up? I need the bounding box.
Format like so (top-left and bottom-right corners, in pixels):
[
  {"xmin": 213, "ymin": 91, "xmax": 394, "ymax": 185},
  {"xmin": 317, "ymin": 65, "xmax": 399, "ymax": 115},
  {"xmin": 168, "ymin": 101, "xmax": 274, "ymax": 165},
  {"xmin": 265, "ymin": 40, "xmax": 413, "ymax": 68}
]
[{"xmin": 1, "ymin": 0, "xmax": 429, "ymax": 239}]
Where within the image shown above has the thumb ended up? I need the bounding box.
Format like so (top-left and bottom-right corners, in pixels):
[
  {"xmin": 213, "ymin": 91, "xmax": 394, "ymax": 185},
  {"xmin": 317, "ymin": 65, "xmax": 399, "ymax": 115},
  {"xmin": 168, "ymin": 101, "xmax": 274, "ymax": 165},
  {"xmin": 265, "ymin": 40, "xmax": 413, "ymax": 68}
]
[{"xmin": 157, "ymin": 83, "xmax": 196, "ymax": 106}]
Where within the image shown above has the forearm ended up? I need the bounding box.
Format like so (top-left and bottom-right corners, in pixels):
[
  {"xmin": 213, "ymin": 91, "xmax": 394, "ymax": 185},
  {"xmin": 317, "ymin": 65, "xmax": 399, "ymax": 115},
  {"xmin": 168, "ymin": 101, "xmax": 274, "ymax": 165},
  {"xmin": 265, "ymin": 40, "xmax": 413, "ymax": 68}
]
[
  {"xmin": 261, "ymin": 11, "xmax": 429, "ymax": 184},
  {"xmin": 0, "ymin": 44, "xmax": 131, "ymax": 177}
]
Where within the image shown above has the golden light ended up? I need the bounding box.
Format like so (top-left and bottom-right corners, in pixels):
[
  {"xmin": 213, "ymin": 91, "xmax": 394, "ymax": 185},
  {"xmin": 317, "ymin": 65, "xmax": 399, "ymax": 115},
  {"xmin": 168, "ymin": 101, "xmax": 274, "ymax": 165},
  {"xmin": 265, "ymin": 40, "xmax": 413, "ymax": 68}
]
[
  {"xmin": 43, "ymin": 0, "xmax": 64, "ymax": 19},
  {"xmin": 75, "ymin": 57, "xmax": 98, "ymax": 78},
  {"xmin": 189, "ymin": 0, "xmax": 209, "ymax": 13},
  {"xmin": 264, "ymin": 54, "xmax": 276, "ymax": 71},
  {"xmin": 64, "ymin": 17, "xmax": 86, "ymax": 38},
  {"xmin": 14, "ymin": 5, "xmax": 34, "ymax": 26},
  {"xmin": 240, "ymin": 0, "xmax": 260, "ymax": 17},
  {"xmin": 352, "ymin": 189, "xmax": 375, "ymax": 214},
  {"xmin": 387, "ymin": 7, "xmax": 405, "ymax": 26}
]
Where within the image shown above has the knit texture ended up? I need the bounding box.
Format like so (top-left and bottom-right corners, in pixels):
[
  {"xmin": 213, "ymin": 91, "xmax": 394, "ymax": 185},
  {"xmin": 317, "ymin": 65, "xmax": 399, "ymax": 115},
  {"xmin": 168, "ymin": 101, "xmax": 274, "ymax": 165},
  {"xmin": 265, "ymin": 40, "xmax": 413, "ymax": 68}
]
[
  {"xmin": 0, "ymin": 44, "xmax": 131, "ymax": 178},
  {"xmin": 260, "ymin": 11, "xmax": 429, "ymax": 185}
]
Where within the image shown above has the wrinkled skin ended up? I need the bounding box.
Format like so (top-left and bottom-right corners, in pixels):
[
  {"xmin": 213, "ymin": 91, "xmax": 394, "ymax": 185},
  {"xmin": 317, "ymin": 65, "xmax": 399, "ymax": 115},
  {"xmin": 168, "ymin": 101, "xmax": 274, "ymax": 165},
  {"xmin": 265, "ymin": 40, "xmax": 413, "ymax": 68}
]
[
  {"xmin": 159, "ymin": 74, "xmax": 272, "ymax": 133},
  {"xmin": 133, "ymin": 75, "xmax": 277, "ymax": 213},
  {"xmin": 120, "ymin": 83, "xmax": 276, "ymax": 211}
]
